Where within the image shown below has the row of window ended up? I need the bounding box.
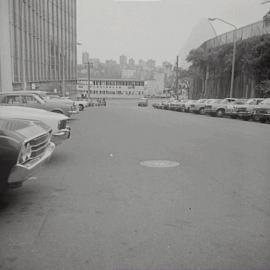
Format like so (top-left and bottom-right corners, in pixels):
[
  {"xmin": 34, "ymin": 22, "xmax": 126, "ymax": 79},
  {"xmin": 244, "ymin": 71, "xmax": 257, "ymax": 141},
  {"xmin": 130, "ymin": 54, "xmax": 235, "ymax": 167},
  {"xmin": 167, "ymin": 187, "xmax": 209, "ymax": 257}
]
[
  {"xmin": 11, "ymin": 0, "xmax": 76, "ymax": 83},
  {"xmin": 88, "ymin": 91, "xmax": 144, "ymax": 95},
  {"xmin": 78, "ymin": 81, "xmax": 144, "ymax": 86}
]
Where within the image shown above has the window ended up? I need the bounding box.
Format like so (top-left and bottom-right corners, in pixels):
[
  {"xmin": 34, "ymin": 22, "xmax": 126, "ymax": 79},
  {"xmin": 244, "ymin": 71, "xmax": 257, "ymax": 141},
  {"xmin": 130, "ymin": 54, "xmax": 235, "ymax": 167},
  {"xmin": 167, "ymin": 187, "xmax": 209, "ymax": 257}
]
[
  {"xmin": 1, "ymin": 95, "xmax": 22, "ymax": 104},
  {"xmin": 22, "ymin": 96, "xmax": 39, "ymax": 104}
]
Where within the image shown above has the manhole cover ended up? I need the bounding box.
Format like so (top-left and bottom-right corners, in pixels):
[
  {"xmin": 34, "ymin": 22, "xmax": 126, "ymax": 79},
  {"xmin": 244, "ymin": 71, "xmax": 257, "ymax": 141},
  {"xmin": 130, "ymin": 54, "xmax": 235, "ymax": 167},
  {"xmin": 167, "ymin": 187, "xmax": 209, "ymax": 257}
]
[{"xmin": 140, "ymin": 160, "xmax": 180, "ymax": 168}]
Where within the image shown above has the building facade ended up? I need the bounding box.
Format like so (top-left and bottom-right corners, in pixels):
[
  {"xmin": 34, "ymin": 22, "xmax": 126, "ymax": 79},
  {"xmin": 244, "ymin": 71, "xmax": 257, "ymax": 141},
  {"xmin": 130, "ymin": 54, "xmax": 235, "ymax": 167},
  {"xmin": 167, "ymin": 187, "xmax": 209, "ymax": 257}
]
[
  {"xmin": 0, "ymin": 0, "xmax": 77, "ymax": 95},
  {"xmin": 82, "ymin": 52, "xmax": 89, "ymax": 64},
  {"xmin": 77, "ymin": 78, "xmax": 145, "ymax": 99},
  {"xmin": 119, "ymin": 55, "xmax": 127, "ymax": 66}
]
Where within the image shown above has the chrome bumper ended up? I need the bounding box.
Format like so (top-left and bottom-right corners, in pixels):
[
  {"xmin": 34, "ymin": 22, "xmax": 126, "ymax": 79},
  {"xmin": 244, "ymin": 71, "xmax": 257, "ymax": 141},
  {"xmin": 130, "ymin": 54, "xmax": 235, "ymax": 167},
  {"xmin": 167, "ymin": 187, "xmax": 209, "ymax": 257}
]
[
  {"xmin": 51, "ymin": 127, "xmax": 71, "ymax": 146},
  {"xmin": 7, "ymin": 142, "xmax": 55, "ymax": 185},
  {"xmin": 69, "ymin": 109, "xmax": 79, "ymax": 114}
]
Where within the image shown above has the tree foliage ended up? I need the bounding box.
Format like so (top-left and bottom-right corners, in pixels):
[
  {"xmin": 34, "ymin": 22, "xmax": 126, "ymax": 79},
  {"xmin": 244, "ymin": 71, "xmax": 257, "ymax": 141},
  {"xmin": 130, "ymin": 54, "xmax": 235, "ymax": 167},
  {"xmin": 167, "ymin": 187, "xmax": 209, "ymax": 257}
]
[{"xmin": 186, "ymin": 34, "xmax": 270, "ymax": 96}]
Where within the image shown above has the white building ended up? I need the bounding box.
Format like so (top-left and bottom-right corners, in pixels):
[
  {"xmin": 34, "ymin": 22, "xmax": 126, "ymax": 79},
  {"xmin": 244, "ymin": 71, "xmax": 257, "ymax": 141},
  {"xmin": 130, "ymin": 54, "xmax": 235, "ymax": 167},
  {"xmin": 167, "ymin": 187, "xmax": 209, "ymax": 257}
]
[
  {"xmin": 145, "ymin": 72, "xmax": 165, "ymax": 96},
  {"xmin": 77, "ymin": 78, "xmax": 145, "ymax": 99}
]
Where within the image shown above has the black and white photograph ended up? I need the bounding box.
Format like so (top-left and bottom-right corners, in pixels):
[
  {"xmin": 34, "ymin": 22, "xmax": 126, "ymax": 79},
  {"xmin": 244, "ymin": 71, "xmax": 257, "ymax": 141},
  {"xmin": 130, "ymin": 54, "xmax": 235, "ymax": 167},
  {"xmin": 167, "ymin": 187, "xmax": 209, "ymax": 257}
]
[{"xmin": 0, "ymin": 0, "xmax": 270, "ymax": 269}]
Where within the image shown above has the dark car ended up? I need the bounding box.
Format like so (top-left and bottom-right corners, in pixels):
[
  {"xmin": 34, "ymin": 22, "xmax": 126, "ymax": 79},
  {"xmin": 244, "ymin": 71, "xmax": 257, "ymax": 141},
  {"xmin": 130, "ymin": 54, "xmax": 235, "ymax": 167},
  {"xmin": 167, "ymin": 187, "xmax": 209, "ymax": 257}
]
[
  {"xmin": 0, "ymin": 118, "xmax": 55, "ymax": 193},
  {"xmin": 138, "ymin": 98, "xmax": 148, "ymax": 107},
  {"xmin": 252, "ymin": 98, "xmax": 270, "ymax": 123}
]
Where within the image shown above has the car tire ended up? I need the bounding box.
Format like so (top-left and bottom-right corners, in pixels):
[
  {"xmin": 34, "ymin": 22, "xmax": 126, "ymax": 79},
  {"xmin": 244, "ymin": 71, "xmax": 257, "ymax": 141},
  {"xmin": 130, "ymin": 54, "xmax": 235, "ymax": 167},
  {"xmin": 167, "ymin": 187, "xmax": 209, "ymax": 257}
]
[
  {"xmin": 78, "ymin": 104, "xmax": 84, "ymax": 111},
  {"xmin": 216, "ymin": 109, "xmax": 225, "ymax": 117},
  {"xmin": 242, "ymin": 116, "xmax": 250, "ymax": 121},
  {"xmin": 253, "ymin": 115, "xmax": 261, "ymax": 122},
  {"xmin": 199, "ymin": 108, "xmax": 205, "ymax": 115}
]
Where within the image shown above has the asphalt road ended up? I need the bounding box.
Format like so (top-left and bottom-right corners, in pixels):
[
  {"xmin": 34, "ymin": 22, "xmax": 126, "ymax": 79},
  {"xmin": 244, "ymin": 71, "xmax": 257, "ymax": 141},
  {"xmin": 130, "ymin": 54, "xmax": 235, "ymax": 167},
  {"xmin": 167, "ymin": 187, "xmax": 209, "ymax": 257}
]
[{"xmin": 1, "ymin": 100, "xmax": 270, "ymax": 270}]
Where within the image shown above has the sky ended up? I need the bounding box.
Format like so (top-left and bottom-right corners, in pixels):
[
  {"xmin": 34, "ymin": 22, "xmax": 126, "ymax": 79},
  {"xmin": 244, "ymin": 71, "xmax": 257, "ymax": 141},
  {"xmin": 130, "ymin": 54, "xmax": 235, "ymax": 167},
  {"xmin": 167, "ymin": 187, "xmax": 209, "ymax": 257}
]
[{"xmin": 77, "ymin": 0, "xmax": 269, "ymax": 65}]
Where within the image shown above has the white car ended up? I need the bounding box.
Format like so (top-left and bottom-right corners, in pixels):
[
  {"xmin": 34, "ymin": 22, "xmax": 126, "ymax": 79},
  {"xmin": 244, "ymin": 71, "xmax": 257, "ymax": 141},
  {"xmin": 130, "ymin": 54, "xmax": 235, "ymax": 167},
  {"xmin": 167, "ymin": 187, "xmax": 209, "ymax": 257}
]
[
  {"xmin": 61, "ymin": 97, "xmax": 88, "ymax": 111},
  {"xmin": 0, "ymin": 106, "xmax": 71, "ymax": 145}
]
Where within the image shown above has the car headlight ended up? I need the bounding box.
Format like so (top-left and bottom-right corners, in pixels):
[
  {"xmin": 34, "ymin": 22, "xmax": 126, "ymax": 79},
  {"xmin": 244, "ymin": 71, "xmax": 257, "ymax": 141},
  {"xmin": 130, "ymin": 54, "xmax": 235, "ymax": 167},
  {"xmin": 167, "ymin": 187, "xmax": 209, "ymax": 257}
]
[{"xmin": 19, "ymin": 142, "xmax": 32, "ymax": 164}]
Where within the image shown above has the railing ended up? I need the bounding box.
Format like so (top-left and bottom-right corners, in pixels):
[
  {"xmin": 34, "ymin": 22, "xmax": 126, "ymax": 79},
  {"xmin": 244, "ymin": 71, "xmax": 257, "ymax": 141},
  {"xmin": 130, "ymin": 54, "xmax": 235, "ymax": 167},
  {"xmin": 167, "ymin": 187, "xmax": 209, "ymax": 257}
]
[{"xmin": 203, "ymin": 19, "xmax": 270, "ymax": 49}]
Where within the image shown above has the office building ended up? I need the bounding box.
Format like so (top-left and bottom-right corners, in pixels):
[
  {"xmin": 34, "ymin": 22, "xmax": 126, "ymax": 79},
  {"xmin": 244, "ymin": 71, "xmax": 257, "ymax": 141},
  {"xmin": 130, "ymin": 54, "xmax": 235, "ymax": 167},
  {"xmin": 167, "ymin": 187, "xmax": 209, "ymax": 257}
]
[
  {"xmin": 119, "ymin": 55, "xmax": 127, "ymax": 66},
  {"xmin": 82, "ymin": 52, "xmax": 89, "ymax": 64},
  {"xmin": 0, "ymin": 0, "xmax": 77, "ymax": 96}
]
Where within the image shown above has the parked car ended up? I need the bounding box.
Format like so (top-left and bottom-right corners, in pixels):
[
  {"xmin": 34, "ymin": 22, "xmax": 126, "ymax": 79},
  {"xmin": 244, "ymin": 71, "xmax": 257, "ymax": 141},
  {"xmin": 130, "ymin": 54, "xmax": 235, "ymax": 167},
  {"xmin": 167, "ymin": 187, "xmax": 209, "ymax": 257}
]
[
  {"xmin": 152, "ymin": 102, "xmax": 161, "ymax": 109},
  {"xmin": 30, "ymin": 91, "xmax": 80, "ymax": 114},
  {"xmin": 0, "ymin": 106, "xmax": 71, "ymax": 145},
  {"xmin": 204, "ymin": 99, "xmax": 222, "ymax": 115},
  {"xmin": 226, "ymin": 98, "xmax": 263, "ymax": 120},
  {"xmin": 252, "ymin": 98, "xmax": 270, "ymax": 123},
  {"xmin": 0, "ymin": 91, "xmax": 77, "ymax": 117},
  {"xmin": 138, "ymin": 98, "xmax": 148, "ymax": 107},
  {"xmin": 0, "ymin": 118, "xmax": 55, "ymax": 193},
  {"xmin": 225, "ymin": 99, "xmax": 248, "ymax": 118},
  {"xmin": 168, "ymin": 100, "xmax": 183, "ymax": 111},
  {"xmin": 97, "ymin": 98, "xmax": 107, "ymax": 106},
  {"xmin": 177, "ymin": 100, "xmax": 189, "ymax": 112},
  {"xmin": 205, "ymin": 98, "xmax": 237, "ymax": 117},
  {"xmin": 190, "ymin": 99, "xmax": 207, "ymax": 114},
  {"xmin": 48, "ymin": 96, "xmax": 88, "ymax": 111},
  {"xmin": 183, "ymin": 100, "xmax": 196, "ymax": 112}
]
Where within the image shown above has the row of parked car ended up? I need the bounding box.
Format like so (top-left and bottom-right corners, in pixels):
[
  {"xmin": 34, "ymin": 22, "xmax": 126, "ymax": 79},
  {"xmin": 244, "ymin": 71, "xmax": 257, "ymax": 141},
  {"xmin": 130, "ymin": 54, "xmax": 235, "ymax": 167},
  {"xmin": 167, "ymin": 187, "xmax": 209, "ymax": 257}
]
[
  {"xmin": 152, "ymin": 98, "xmax": 270, "ymax": 123},
  {"xmin": 0, "ymin": 90, "xmax": 98, "ymax": 194}
]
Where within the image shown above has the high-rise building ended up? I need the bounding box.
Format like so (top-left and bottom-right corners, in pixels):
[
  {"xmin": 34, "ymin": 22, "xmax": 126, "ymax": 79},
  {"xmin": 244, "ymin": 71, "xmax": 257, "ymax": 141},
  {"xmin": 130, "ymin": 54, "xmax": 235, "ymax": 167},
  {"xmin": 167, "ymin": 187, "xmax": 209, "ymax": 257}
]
[
  {"xmin": 146, "ymin": 59, "xmax": 156, "ymax": 69},
  {"xmin": 82, "ymin": 52, "xmax": 89, "ymax": 64},
  {"xmin": 119, "ymin": 55, "xmax": 127, "ymax": 66},
  {"xmin": 0, "ymin": 0, "xmax": 77, "ymax": 95},
  {"xmin": 128, "ymin": 58, "xmax": 135, "ymax": 67}
]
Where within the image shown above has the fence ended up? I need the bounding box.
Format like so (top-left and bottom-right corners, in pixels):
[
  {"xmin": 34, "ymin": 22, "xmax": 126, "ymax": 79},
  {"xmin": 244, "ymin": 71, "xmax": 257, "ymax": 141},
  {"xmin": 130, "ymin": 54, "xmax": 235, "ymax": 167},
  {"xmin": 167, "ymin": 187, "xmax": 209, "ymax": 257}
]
[{"xmin": 203, "ymin": 19, "xmax": 270, "ymax": 49}]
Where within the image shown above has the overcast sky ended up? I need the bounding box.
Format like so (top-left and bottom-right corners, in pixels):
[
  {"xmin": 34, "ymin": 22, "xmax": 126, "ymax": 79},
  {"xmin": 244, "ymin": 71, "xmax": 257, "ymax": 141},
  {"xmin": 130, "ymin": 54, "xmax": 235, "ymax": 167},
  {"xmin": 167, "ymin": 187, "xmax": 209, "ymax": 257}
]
[{"xmin": 77, "ymin": 0, "xmax": 269, "ymax": 65}]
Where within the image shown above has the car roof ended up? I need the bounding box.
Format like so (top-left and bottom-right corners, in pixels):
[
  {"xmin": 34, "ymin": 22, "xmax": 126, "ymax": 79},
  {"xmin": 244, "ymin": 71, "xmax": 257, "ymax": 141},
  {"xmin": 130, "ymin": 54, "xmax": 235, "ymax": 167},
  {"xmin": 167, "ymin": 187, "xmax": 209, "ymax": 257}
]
[{"xmin": 0, "ymin": 91, "xmax": 41, "ymax": 96}]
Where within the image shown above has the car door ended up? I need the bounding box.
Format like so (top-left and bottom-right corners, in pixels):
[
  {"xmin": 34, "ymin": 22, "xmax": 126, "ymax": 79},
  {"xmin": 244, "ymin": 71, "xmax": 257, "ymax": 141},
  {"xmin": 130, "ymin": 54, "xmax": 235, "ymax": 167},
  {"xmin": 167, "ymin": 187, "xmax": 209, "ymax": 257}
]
[{"xmin": 22, "ymin": 95, "xmax": 43, "ymax": 109}]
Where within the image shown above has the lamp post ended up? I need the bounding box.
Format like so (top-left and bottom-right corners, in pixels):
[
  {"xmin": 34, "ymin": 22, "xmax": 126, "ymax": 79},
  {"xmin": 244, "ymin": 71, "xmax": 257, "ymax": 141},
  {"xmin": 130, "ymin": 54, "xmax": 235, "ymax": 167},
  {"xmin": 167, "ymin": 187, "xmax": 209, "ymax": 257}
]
[{"xmin": 208, "ymin": 18, "xmax": 237, "ymax": 98}]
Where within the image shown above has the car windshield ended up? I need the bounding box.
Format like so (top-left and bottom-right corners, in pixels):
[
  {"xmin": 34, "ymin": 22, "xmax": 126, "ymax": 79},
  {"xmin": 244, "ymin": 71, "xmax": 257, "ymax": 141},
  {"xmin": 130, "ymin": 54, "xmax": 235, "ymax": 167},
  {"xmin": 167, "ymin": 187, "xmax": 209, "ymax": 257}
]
[
  {"xmin": 233, "ymin": 100, "xmax": 247, "ymax": 105},
  {"xmin": 246, "ymin": 99, "xmax": 256, "ymax": 105},
  {"xmin": 33, "ymin": 94, "xmax": 46, "ymax": 104}
]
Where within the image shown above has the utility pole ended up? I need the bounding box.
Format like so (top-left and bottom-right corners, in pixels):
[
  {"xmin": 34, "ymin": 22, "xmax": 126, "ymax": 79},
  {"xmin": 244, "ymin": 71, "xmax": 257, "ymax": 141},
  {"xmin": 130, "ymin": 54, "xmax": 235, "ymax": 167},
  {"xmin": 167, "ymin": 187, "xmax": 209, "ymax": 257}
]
[
  {"xmin": 87, "ymin": 61, "xmax": 91, "ymax": 99},
  {"xmin": 175, "ymin": 56, "xmax": 179, "ymax": 99}
]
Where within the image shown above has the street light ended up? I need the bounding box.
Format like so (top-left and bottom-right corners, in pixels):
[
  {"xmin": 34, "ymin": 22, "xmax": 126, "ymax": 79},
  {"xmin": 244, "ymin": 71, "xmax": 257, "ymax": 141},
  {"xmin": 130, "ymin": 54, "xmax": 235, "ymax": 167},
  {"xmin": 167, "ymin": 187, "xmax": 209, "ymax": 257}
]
[{"xmin": 208, "ymin": 18, "xmax": 237, "ymax": 98}]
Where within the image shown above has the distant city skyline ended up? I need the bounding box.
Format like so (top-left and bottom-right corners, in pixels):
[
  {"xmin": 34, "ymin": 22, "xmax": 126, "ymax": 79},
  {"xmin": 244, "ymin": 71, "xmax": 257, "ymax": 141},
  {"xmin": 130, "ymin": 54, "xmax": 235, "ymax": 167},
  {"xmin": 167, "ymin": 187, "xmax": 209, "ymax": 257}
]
[{"xmin": 80, "ymin": 52, "xmax": 172, "ymax": 67}]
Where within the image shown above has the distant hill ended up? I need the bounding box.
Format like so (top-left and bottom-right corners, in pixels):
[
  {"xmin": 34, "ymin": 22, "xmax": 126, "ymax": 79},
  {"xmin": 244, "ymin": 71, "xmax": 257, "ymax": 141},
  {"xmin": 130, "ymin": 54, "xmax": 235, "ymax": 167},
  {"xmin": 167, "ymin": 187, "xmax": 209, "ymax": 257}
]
[{"xmin": 178, "ymin": 18, "xmax": 216, "ymax": 68}]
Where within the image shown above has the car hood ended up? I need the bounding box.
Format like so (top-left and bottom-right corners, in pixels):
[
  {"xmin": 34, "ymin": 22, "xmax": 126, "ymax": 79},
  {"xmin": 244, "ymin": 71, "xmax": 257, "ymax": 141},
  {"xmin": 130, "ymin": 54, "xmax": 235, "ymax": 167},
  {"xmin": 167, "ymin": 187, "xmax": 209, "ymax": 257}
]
[
  {"xmin": 0, "ymin": 106, "xmax": 69, "ymax": 132},
  {"xmin": 0, "ymin": 106, "xmax": 69, "ymax": 119},
  {"xmin": 0, "ymin": 118, "xmax": 51, "ymax": 141}
]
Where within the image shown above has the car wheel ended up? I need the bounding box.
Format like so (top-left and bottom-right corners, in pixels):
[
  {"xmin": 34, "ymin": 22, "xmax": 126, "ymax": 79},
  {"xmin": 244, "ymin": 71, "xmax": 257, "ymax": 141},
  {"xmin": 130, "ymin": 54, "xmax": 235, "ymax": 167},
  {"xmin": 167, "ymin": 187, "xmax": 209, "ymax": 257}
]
[
  {"xmin": 253, "ymin": 115, "xmax": 261, "ymax": 122},
  {"xmin": 216, "ymin": 109, "xmax": 225, "ymax": 117},
  {"xmin": 199, "ymin": 108, "xmax": 205, "ymax": 115},
  {"xmin": 78, "ymin": 104, "xmax": 84, "ymax": 111},
  {"xmin": 242, "ymin": 116, "xmax": 249, "ymax": 121}
]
